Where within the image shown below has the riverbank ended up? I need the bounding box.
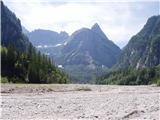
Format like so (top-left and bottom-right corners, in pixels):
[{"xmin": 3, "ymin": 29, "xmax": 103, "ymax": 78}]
[{"xmin": 1, "ymin": 84, "xmax": 160, "ymax": 119}]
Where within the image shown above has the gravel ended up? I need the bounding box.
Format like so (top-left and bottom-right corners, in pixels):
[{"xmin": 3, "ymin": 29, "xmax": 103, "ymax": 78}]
[{"xmin": 1, "ymin": 84, "xmax": 160, "ymax": 120}]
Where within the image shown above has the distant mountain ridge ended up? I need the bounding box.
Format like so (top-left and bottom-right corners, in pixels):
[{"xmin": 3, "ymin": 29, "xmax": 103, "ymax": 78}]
[
  {"xmin": 55, "ymin": 23, "xmax": 121, "ymax": 83},
  {"xmin": 24, "ymin": 29, "xmax": 69, "ymax": 57},
  {"xmin": 22, "ymin": 24, "xmax": 121, "ymax": 83},
  {"xmin": 59, "ymin": 24, "xmax": 121, "ymax": 68},
  {"xmin": 27, "ymin": 29, "xmax": 69, "ymax": 46},
  {"xmin": 24, "ymin": 23, "xmax": 121, "ymax": 68},
  {"xmin": 115, "ymin": 15, "xmax": 160, "ymax": 69}
]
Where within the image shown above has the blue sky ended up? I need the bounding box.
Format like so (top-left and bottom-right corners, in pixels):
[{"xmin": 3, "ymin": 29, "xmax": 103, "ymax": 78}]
[{"xmin": 4, "ymin": 0, "xmax": 160, "ymax": 48}]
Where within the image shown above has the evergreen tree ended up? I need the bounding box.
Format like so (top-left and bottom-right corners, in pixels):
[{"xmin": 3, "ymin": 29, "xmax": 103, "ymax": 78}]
[{"xmin": 1, "ymin": 44, "xmax": 69, "ymax": 84}]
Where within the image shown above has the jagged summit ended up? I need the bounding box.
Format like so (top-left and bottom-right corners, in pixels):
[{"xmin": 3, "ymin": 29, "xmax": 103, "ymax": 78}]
[
  {"xmin": 57, "ymin": 23, "xmax": 121, "ymax": 82},
  {"xmin": 91, "ymin": 23, "xmax": 109, "ymax": 40},
  {"xmin": 91, "ymin": 23, "xmax": 101, "ymax": 30},
  {"xmin": 60, "ymin": 23, "xmax": 121, "ymax": 68}
]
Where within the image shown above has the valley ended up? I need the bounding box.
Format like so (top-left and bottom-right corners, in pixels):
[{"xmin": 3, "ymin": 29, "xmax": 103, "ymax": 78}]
[
  {"xmin": 1, "ymin": 1, "xmax": 160, "ymax": 120},
  {"xmin": 1, "ymin": 1, "xmax": 160, "ymax": 85}
]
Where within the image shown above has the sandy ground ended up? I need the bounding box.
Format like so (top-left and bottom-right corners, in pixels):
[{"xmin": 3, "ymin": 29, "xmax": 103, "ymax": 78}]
[{"xmin": 1, "ymin": 84, "xmax": 160, "ymax": 120}]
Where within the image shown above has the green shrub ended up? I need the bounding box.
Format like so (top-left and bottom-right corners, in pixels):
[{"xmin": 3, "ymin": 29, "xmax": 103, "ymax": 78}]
[
  {"xmin": 1, "ymin": 77, "xmax": 9, "ymax": 83},
  {"xmin": 75, "ymin": 87, "xmax": 92, "ymax": 91},
  {"xmin": 157, "ymin": 79, "xmax": 160, "ymax": 86}
]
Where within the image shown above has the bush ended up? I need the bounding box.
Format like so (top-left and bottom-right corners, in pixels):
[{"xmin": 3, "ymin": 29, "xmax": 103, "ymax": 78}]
[
  {"xmin": 157, "ymin": 79, "xmax": 160, "ymax": 86},
  {"xmin": 75, "ymin": 87, "xmax": 92, "ymax": 91},
  {"xmin": 1, "ymin": 77, "xmax": 9, "ymax": 83}
]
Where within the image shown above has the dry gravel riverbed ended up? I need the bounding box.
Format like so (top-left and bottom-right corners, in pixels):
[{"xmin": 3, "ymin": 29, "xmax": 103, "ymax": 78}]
[{"xmin": 1, "ymin": 84, "xmax": 160, "ymax": 120}]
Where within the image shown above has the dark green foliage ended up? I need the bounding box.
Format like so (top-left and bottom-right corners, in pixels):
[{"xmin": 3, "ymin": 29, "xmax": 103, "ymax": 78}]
[
  {"xmin": 0, "ymin": 77, "xmax": 9, "ymax": 83},
  {"xmin": 1, "ymin": 44, "xmax": 69, "ymax": 83},
  {"xmin": 98, "ymin": 65, "xmax": 160, "ymax": 85},
  {"xmin": 157, "ymin": 79, "xmax": 160, "ymax": 86}
]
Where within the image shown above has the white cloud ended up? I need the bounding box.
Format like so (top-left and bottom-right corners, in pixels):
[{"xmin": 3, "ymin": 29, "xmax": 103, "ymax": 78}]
[{"xmin": 3, "ymin": 0, "xmax": 159, "ymax": 48}]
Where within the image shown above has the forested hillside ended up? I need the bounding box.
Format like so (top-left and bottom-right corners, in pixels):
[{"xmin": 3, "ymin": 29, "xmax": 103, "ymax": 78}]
[
  {"xmin": 97, "ymin": 65, "xmax": 160, "ymax": 85},
  {"xmin": 100, "ymin": 15, "xmax": 160, "ymax": 86},
  {"xmin": 1, "ymin": 1, "xmax": 68, "ymax": 84},
  {"xmin": 115, "ymin": 15, "xmax": 160, "ymax": 69}
]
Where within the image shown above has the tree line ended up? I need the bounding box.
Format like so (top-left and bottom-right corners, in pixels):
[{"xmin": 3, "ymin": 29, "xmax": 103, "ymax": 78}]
[
  {"xmin": 1, "ymin": 43, "xmax": 69, "ymax": 83},
  {"xmin": 96, "ymin": 65, "xmax": 160, "ymax": 86}
]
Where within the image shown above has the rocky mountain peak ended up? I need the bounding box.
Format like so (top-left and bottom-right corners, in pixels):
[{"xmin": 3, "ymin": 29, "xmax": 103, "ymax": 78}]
[
  {"xmin": 91, "ymin": 23, "xmax": 101, "ymax": 30},
  {"xmin": 91, "ymin": 23, "xmax": 109, "ymax": 40}
]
